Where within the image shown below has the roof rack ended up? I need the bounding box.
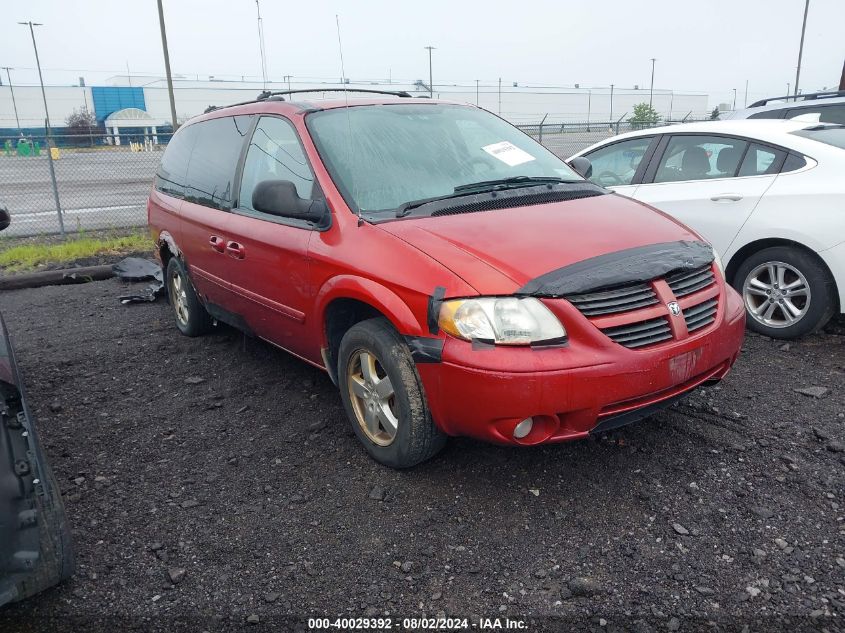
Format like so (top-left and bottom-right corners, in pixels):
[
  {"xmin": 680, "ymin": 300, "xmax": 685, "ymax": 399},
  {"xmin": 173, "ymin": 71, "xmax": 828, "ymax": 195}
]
[
  {"xmin": 748, "ymin": 89, "xmax": 845, "ymax": 108},
  {"xmin": 256, "ymin": 88, "xmax": 413, "ymax": 101}
]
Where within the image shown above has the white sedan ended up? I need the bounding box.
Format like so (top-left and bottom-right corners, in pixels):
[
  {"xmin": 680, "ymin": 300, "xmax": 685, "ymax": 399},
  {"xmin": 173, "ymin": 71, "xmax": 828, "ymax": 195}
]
[{"xmin": 568, "ymin": 120, "xmax": 845, "ymax": 339}]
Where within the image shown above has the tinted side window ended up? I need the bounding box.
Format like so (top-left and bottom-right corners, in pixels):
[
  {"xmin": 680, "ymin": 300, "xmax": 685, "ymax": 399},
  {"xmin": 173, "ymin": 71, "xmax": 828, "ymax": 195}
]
[
  {"xmin": 781, "ymin": 154, "xmax": 807, "ymax": 173},
  {"xmin": 184, "ymin": 115, "xmax": 253, "ymax": 210},
  {"xmin": 155, "ymin": 125, "xmax": 198, "ymax": 198},
  {"xmin": 583, "ymin": 137, "xmax": 653, "ymax": 187},
  {"xmin": 654, "ymin": 136, "xmax": 748, "ymax": 183},
  {"xmin": 239, "ymin": 116, "xmax": 315, "ymax": 212},
  {"xmin": 738, "ymin": 143, "xmax": 785, "ymax": 177}
]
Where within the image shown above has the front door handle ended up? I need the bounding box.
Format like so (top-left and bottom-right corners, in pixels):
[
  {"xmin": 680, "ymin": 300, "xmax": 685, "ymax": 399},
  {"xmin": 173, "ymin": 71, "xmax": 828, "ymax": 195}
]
[
  {"xmin": 710, "ymin": 193, "xmax": 743, "ymax": 202},
  {"xmin": 209, "ymin": 235, "xmax": 226, "ymax": 253},
  {"xmin": 226, "ymin": 241, "xmax": 246, "ymax": 259}
]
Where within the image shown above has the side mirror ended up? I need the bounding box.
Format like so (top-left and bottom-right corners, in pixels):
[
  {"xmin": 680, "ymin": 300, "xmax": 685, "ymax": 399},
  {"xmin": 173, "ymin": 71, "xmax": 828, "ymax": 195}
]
[
  {"xmin": 0, "ymin": 207, "xmax": 10, "ymax": 232},
  {"xmin": 251, "ymin": 180, "xmax": 327, "ymax": 224},
  {"xmin": 567, "ymin": 156, "xmax": 593, "ymax": 180}
]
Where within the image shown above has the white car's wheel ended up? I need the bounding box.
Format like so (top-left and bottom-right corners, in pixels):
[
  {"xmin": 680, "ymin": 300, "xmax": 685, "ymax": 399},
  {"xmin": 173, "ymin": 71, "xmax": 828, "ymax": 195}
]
[{"xmin": 733, "ymin": 246, "xmax": 836, "ymax": 339}]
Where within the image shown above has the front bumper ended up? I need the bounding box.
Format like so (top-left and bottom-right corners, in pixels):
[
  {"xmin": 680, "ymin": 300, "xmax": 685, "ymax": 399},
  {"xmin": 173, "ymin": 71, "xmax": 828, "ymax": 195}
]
[{"xmin": 417, "ymin": 284, "xmax": 745, "ymax": 445}]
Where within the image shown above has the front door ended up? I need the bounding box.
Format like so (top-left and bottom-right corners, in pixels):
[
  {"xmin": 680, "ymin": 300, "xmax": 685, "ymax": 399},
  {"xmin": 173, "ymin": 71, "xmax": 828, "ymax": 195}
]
[{"xmin": 224, "ymin": 115, "xmax": 319, "ymax": 359}]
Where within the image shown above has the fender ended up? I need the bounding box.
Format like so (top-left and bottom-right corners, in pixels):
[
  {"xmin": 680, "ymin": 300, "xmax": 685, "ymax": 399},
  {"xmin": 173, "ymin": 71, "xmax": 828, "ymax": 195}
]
[
  {"xmin": 155, "ymin": 230, "xmax": 182, "ymax": 260},
  {"xmin": 314, "ymin": 275, "xmax": 426, "ymax": 347}
]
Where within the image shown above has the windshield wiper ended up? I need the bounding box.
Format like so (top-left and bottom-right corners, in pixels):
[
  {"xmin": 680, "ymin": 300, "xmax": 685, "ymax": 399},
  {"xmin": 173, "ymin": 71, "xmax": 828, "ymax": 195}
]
[
  {"xmin": 395, "ymin": 177, "xmax": 584, "ymax": 218},
  {"xmin": 453, "ymin": 176, "xmax": 579, "ymax": 193}
]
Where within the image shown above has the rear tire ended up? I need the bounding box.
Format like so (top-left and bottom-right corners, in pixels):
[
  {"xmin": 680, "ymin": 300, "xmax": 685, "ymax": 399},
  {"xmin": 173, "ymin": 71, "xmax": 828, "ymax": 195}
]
[
  {"xmin": 166, "ymin": 257, "xmax": 213, "ymax": 337},
  {"xmin": 337, "ymin": 318, "xmax": 446, "ymax": 468},
  {"xmin": 732, "ymin": 246, "xmax": 836, "ymax": 339}
]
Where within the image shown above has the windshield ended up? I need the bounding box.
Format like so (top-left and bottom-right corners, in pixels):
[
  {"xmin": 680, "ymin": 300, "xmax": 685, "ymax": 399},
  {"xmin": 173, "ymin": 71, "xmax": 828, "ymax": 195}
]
[
  {"xmin": 791, "ymin": 125, "xmax": 845, "ymax": 150},
  {"xmin": 306, "ymin": 104, "xmax": 582, "ymax": 215}
]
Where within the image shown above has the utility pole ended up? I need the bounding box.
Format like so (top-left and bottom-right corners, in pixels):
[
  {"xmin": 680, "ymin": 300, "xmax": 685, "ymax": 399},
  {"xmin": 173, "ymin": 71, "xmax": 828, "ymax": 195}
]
[
  {"xmin": 1, "ymin": 67, "xmax": 21, "ymax": 133},
  {"xmin": 794, "ymin": 0, "xmax": 810, "ymax": 98},
  {"xmin": 649, "ymin": 58, "xmax": 656, "ymax": 108},
  {"xmin": 498, "ymin": 77, "xmax": 502, "ymax": 114},
  {"xmin": 609, "ymin": 84, "xmax": 614, "ymax": 123},
  {"xmin": 424, "ymin": 46, "xmax": 435, "ymax": 97},
  {"xmin": 18, "ymin": 21, "xmax": 64, "ymax": 236},
  {"xmin": 19, "ymin": 22, "xmax": 52, "ymax": 134},
  {"xmin": 157, "ymin": 0, "xmax": 179, "ymax": 131}
]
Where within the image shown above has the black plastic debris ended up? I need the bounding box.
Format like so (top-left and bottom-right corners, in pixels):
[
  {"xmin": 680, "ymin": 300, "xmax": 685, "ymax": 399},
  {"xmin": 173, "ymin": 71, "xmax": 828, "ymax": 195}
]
[{"xmin": 113, "ymin": 257, "xmax": 165, "ymax": 304}]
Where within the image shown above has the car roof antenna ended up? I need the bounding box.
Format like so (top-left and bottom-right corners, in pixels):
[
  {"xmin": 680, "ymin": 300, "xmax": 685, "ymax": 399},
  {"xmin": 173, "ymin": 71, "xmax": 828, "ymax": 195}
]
[{"xmin": 335, "ymin": 14, "xmax": 362, "ymax": 227}]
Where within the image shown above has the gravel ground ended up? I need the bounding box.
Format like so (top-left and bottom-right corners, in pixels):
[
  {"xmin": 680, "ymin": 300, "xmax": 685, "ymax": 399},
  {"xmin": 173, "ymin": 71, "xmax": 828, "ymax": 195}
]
[{"xmin": 0, "ymin": 279, "xmax": 843, "ymax": 633}]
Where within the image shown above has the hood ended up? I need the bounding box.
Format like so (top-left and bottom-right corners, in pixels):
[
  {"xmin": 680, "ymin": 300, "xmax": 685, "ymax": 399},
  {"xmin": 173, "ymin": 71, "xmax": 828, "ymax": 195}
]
[{"xmin": 377, "ymin": 193, "xmax": 701, "ymax": 296}]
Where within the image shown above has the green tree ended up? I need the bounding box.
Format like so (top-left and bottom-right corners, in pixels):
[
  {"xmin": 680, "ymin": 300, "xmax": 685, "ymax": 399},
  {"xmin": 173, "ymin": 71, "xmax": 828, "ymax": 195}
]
[
  {"xmin": 710, "ymin": 107, "xmax": 720, "ymax": 120},
  {"xmin": 65, "ymin": 106, "xmax": 97, "ymax": 137},
  {"xmin": 628, "ymin": 102, "xmax": 661, "ymax": 129}
]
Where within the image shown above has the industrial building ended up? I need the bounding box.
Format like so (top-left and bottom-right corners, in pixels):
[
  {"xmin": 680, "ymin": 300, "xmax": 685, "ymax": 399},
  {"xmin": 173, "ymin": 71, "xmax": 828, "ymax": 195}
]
[{"xmin": 0, "ymin": 75, "xmax": 711, "ymax": 141}]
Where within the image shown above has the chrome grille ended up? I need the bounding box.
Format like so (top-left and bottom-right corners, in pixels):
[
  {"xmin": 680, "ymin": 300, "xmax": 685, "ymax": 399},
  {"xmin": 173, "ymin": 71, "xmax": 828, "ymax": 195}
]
[
  {"xmin": 666, "ymin": 265, "xmax": 715, "ymax": 297},
  {"xmin": 684, "ymin": 298, "xmax": 718, "ymax": 332},
  {"xmin": 600, "ymin": 316, "xmax": 673, "ymax": 349},
  {"xmin": 565, "ymin": 283, "xmax": 658, "ymax": 316}
]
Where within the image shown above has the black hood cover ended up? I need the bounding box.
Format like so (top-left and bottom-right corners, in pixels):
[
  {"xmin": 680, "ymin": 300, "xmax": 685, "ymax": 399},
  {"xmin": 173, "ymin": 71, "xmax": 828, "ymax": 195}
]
[{"xmin": 516, "ymin": 240, "xmax": 715, "ymax": 297}]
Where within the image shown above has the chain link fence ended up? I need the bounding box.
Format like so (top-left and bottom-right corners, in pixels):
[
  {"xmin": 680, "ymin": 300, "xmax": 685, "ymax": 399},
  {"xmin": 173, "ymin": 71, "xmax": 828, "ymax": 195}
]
[
  {"xmin": 1, "ymin": 119, "xmax": 707, "ymax": 240},
  {"xmin": 1, "ymin": 131, "xmax": 170, "ymax": 238}
]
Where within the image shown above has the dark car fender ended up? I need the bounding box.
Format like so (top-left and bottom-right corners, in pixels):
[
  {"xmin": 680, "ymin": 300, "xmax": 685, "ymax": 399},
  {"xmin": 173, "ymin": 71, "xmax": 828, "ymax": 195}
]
[{"xmin": 0, "ymin": 314, "xmax": 74, "ymax": 606}]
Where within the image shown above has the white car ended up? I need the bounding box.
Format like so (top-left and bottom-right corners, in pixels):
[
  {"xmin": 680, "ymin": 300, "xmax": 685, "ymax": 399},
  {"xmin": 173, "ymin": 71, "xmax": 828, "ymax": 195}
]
[{"xmin": 568, "ymin": 120, "xmax": 845, "ymax": 339}]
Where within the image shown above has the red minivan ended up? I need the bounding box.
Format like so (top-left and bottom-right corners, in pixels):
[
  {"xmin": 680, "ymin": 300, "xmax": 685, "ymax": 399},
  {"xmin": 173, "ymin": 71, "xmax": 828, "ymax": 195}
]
[{"xmin": 148, "ymin": 90, "xmax": 745, "ymax": 468}]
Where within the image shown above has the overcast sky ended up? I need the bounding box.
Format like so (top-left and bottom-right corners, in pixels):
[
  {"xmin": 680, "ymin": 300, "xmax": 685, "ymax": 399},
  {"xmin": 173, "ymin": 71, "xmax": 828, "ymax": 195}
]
[{"xmin": 3, "ymin": 0, "xmax": 844, "ymax": 106}]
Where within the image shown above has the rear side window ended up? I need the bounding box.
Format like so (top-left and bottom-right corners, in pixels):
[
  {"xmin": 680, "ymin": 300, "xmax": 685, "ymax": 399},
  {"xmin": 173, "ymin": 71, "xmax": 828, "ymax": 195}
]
[
  {"xmin": 184, "ymin": 115, "xmax": 253, "ymax": 210},
  {"xmin": 155, "ymin": 125, "xmax": 198, "ymax": 198},
  {"xmin": 785, "ymin": 105, "xmax": 845, "ymax": 125},
  {"xmin": 654, "ymin": 136, "xmax": 747, "ymax": 183},
  {"xmin": 781, "ymin": 153, "xmax": 807, "ymax": 173},
  {"xmin": 737, "ymin": 143, "xmax": 785, "ymax": 177}
]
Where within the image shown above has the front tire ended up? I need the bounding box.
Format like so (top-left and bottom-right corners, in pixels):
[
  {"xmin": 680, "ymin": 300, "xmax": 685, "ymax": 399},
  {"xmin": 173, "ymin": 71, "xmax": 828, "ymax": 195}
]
[
  {"xmin": 732, "ymin": 246, "xmax": 836, "ymax": 339},
  {"xmin": 166, "ymin": 257, "xmax": 213, "ymax": 337},
  {"xmin": 337, "ymin": 318, "xmax": 446, "ymax": 468}
]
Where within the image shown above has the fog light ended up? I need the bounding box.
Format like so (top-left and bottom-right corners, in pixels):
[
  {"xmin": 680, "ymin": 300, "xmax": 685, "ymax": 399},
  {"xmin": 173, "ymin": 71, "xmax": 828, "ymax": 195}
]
[{"xmin": 513, "ymin": 417, "xmax": 534, "ymax": 439}]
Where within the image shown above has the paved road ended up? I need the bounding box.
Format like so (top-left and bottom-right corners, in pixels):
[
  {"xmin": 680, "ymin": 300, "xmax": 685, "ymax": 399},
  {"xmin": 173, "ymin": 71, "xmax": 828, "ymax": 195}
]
[{"xmin": 0, "ymin": 151, "xmax": 159, "ymax": 237}]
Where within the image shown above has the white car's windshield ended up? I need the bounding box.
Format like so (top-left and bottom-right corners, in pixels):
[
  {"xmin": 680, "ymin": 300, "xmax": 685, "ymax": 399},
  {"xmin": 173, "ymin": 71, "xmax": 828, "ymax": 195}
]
[{"xmin": 307, "ymin": 104, "xmax": 582, "ymax": 215}]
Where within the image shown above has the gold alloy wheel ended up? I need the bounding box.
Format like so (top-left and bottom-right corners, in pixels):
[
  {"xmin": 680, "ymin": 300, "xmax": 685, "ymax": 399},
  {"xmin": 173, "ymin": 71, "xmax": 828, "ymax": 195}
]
[
  {"xmin": 169, "ymin": 269, "xmax": 190, "ymax": 327},
  {"xmin": 346, "ymin": 349, "xmax": 399, "ymax": 446}
]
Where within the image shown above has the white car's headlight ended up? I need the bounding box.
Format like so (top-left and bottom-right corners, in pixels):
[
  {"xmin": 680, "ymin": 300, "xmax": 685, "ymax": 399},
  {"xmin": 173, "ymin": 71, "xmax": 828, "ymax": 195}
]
[{"xmin": 438, "ymin": 297, "xmax": 566, "ymax": 345}]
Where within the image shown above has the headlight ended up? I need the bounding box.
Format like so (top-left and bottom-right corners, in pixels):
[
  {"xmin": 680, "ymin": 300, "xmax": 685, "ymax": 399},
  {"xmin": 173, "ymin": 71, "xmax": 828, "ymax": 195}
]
[
  {"xmin": 438, "ymin": 297, "xmax": 566, "ymax": 345},
  {"xmin": 711, "ymin": 248, "xmax": 725, "ymax": 278}
]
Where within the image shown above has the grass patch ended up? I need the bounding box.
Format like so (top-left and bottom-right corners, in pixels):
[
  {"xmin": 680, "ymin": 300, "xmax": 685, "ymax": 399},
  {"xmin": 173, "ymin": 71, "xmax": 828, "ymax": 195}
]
[{"xmin": 0, "ymin": 231, "xmax": 153, "ymax": 273}]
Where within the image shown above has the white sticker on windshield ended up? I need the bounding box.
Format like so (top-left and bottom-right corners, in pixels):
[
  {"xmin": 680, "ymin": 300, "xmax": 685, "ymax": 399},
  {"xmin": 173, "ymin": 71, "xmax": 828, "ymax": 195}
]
[{"xmin": 482, "ymin": 141, "xmax": 536, "ymax": 167}]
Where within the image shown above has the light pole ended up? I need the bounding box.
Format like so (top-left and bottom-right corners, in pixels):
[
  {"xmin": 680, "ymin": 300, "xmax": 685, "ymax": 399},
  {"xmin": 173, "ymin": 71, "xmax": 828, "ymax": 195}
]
[
  {"xmin": 18, "ymin": 20, "xmax": 64, "ymax": 236},
  {"xmin": 156, "ymin": 0, "xmax": 179, "ymax": 131},
  {"xmin": 609, "ymin": 83, "xmax": 614, "ymax": 123},
  {"xmin": 424, "ymin": 46, "xmax": 435, "ymax": 97},
  {"xmin": 794, "ymin": 0, "xmax": 810, "ymax": 98},
  {"xmin": 255, "ymin": 0, "xmax": 268, "ymax": 89},
  {"xmin": 732, "ymin": 88, "xmax": 737, "ymax": 110},
  {"xmin": 649, "ymin": 58, "xmax": 656, "ymax": 108},
  {"xmin": 475, "ymin": 79, "xmax": 479, "ymax": 106},
  {"xmin": 744, "ymin": 79, "xmax": 749, "ymax": 107},
  {"xmin": 283, "ymin": 75, "xmax": 292, "ymax": 91},
  {"xmin": 19, "ymin": 22, "xmax": 52, "ymax": 134},
  {"xmin": 1, "ymin": 67, "xmax": 21, "ymax": 133},
  {"xmin": 498, "ymin": 77, "xmax": 502, "ymax": 114}
]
